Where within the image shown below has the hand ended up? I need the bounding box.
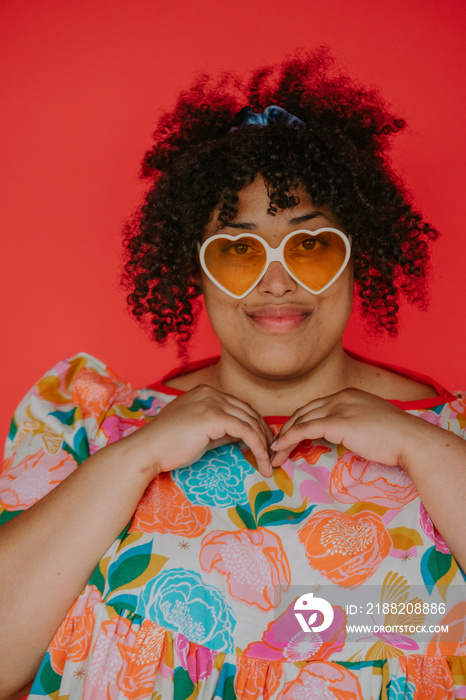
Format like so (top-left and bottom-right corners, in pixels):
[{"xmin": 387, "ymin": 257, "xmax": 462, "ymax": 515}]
[
  {"xmin": 269, "ymin": 388, "xmax": 426, "ymax": 468},
  {"xmin": 126, "ymin": 384, "xmax": 275, "ymax": 478}
]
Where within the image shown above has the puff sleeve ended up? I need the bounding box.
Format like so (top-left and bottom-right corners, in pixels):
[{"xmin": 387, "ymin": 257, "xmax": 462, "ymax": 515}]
[{"xmin": 0, "ymin": 353, "xmax": 134, "ymax": 526}]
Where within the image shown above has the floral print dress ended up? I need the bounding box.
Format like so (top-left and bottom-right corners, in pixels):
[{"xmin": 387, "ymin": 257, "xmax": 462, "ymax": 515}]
[{"xmin": 2, "ymin": 352, "xmax": 466, "ymax": 700}]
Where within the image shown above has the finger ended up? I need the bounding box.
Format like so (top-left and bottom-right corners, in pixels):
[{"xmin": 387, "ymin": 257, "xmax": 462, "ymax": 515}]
[
  {"xmin": 218, "ymin": 404, "xmax": 271, "ymax": 453},
  {"xmin": 219, "ymin": 393, "xmax": 275, "ymax": 444},
  {"xmin": 275, "ymin": 398, "xmax": 329, "ymax": 437},
  {"xmin": 204, "ymin": 406, "xmax": 273, "ymax": 476},
  {"xmin": 270, "ymin": 448, "xmax": 293, "ymax": 468},
  {"xmin": 272, "ymin": 405, "xmax": 331, "ymax": 449},
  {"xmin": 271, "ymin": 417, "xmax": 334, "ymax": 466},
  {"xmin": 217, "ymin": 415, "xmax": 272, "ymax": 477}
]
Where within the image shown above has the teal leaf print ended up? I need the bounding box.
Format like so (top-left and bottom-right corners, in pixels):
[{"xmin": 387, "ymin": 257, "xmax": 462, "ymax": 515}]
[
  {"xmin": 63, "ymin": 426, "xmax": 89, "ymax": 463},
  {"xmin": 128, "ymin": 396, "xmax": 156, "ymax": 412},
  {"xmin": 218, "ymin": 675, "xmax": 236, "ymax": 700},
  {"xmin": 30, "ymin": 655, "xmax": 61, "ymax": 695},
  {"xmin": 254, "ymin": 487, "xmax": 285, "ymax": 516},
  {"xmin": 49, "ymin": 407, "xmax": 77, "ymax": 426},
  {"xmin": 88, "ymin": 561, "xmax": 106, "ymax": 596},
  {"xmin": 235, "ymin": 503, "xmax": 257, "ymax": 530},
  {"xmin": 421, "ymin": 546, "xmax": 453, "ymax": 594},
  {"xmin": 214, "ymin": 662, "xmax": 237, "ymax": 700},
  {"xmin": 174, "ymin": 667, "xmax": 195, "ymax": 699},
  {"xmin": 107, "ymin": 593, "xmax": 139, "ymax": 614},
  {"xmin": 107, "ymin": 540, "xmax": 153, "ymax": 591},
  {"xmin": 0, "ymin": 509, "xmax": 21, "ymax": 526},
  {"xmin": 233, "ymin": 486, "xmax": 316, "ymax": 529},
  {"xmin": 7, "ymin": 416, "xmax": 18, "ymax": 442}
]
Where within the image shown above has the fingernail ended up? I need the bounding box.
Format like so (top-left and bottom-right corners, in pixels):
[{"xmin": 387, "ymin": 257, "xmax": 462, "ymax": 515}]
[{"xmin": 270, "ymin": 439, "xmax": 277, "ymax": 449}]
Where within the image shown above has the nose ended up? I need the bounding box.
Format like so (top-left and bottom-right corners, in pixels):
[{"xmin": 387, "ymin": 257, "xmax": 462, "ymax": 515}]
[{"xmin": 256, "ymin": 261, "xmax": 297, "ymax": 296}]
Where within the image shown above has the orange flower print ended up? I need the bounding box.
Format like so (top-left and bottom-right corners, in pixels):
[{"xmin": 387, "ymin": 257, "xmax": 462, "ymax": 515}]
[
  {"xmin": 289, "ymin": 440, "xmax": 332, "ymax": 463},
  {"xmin": 200, "ymin": 527, "xmax": 290, "ymax": 610},
  {"xmin": 235, "ymin": 656, "xmax": 282, "ymax": 700},
  {"xmin": 399, "ymin": 655, "xmax": 454, "ymax": 700},
  {"xmin": 298, "ymin": 510, "xmax": 391, "ymax": 586},
  {"xmin": 426, "ymin": 602, "xmax": 466, "ymax": 656},
  {"xmin": 119, "ymin": 621, "xmax": 166, "ymax": 700},
  {"xmin": 0, "ymin": 448, "xmax": 77, "ymax": 509},
  {"xmin": 72, "ymin": 368, "xmax": 122, "ymax": 419},
  {"xmin": 278, "ymin": 661, "xmax": 363, "ymax": 699},
  {"xmin": 49, "ymin": 586, "xmax": 102, "ymax": 674},
  {"xmin": 329, "ymin": 453, "xmax": 417, "ymax": 508},
  {"xmin": 129, "ymin": 472, "xmax": 211, "ymax": 537},
  {"xmin": 83, "ymin": 617, "xmax": 136, "ymax": 699}
]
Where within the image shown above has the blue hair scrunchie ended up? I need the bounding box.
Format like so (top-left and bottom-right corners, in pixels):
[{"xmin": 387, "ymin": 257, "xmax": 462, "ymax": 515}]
[{"xmin": 229, "ymin": 105, "xmax": 306, "ymax": 132}]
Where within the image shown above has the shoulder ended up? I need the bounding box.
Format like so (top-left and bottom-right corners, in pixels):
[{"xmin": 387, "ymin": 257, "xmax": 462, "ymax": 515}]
[
  {"xmin": 28, "ymin": 352, "xmax": 133, "ymax": 415},
  {"xmin": 6, "ymin": 353, "xmax": 137, "ymax": 453},
  {"xmin": 345, "ymin": 355, "xmax": 442, "ymax": 402}
]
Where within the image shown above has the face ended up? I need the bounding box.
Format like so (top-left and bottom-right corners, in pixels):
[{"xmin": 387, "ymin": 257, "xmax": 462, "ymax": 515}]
[{"xmin": 200, "ymin": 175, "xmax": 354, "ymax": 382}]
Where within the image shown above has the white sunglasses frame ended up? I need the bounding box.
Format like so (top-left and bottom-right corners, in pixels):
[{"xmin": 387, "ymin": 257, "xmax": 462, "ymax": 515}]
[{"xmin": 198, "ymin": 227, "xmax": 352, "ymax": 299}]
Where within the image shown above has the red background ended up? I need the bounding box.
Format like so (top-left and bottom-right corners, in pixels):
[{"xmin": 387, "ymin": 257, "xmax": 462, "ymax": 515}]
[{"xmin": 1, "ymin": 0, "xmax": 466, "ymax": 445}]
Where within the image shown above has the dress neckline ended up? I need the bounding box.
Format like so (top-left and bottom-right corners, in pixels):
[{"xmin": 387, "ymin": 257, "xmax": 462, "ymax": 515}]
[{"xmin": 147, "ymin": 350, "xmax": 455, "ymax": 422}]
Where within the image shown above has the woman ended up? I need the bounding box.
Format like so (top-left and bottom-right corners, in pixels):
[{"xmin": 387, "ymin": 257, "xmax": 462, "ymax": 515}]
[{"xmin": 1, "ymin": 49, "xmax": 466, "ymax": 699}]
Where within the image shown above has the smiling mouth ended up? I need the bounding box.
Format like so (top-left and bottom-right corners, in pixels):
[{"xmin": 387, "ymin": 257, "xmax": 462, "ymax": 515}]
[{"xmin": 247, "ymin": 307, "xmax": 311, "ymax": 332}]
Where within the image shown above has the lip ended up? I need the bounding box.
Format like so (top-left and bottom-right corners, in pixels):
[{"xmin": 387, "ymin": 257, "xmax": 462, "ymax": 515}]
[{"xmin": 246, "ymin": 305, "xmax": 311, "ymax": 333}]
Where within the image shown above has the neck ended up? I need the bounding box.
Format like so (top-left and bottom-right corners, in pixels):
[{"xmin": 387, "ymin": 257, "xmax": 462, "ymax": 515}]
[{"xmin": 209, "ymin": 342, "xmax": 353, "ymax": 416}]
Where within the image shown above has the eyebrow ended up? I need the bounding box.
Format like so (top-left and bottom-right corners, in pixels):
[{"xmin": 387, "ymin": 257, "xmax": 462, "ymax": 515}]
[{"xmin": 217, "ymin": 212, "xmax": 329, "ymax": 231}]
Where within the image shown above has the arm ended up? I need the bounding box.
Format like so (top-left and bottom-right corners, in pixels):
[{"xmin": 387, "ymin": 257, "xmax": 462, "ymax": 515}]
[
  {"xmin": 0, "ymin": 435, "xmax": 155, "ymax": 696},
  {"xmin": 270, "ymin": 388, "xmax": 466, "ymax": 570},
  {"xmin": 0, "ymin": 370, "xmax": 273, "ymax": 697}
]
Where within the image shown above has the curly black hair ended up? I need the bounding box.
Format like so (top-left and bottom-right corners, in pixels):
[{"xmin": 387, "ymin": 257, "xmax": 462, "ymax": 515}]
[{"xmin": 122, "ymin": 47, "xmax": 437, "ymax": 345}]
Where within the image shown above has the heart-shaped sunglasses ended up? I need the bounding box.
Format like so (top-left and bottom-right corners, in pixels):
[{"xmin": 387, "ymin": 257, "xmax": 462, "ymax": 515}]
[{"xmin": 198, "ymin": 228, "xmax": 351, "ymax": 299}]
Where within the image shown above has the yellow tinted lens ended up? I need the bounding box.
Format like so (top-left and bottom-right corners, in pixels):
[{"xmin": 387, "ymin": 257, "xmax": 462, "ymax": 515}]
[
  {"xmin": 203, "ymin": 236, "xmax": 267, "ymax": 296},
  {"xmin": 284, "ymin": 230, "xmax": 347, "ymax": 291}
]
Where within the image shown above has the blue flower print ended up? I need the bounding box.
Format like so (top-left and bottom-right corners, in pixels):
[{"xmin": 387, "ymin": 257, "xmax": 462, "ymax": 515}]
[
  {"xmin": 173, "ymin": 443, "xmax": 255, "ymax": 507},
  {"xmin": 387, "ymin": 676, "xmax": 415, "ymax": 700},
  {"xmin": 136, "ymin": 568, "xmax": 236, "ymax": 652}
]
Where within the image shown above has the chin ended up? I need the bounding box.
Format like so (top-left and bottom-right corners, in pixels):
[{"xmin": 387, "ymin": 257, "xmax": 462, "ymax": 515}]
[{"xmin": 245, "ymin": 349, "xmax": 311, "ymax": 382}]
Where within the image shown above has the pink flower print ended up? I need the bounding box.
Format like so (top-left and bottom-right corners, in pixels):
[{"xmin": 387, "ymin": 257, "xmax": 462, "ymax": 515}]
[
  {"xmin": 200, "ymin": 528, "xmax": 291, "ymax": 610},
  {"xmin": 99, "ymin": 415, "xmax": 147, "ymax": 445},
  {"xmin": 299, "ymin": 466, "xmax": 334, "ymax": 505},
  {"xmin": 83, "ymin": 617, "xmax": 136, "ymax": 699},
  {"xmin": 330, "ymin": 453, "xmax": 417, "ymax": 508},
  {"xmin": 174, "ymin": 633, "xmax": 217, "ymax": 683},
  {"xmin": 278, "ymin": 661, "xmax": 363, "ymax": 700},
  {"xmin": 0, "ymin": 448, "xmax": 77, "ymax": 509},
  {"xmin": 420, "ymin": 502, "xmax": 450, "ymax": 553},
  {"xmin": 245, "ymin": 600, "xmax": 346, "ymax": 661},
  {"xmin": 418, "ymin": 411, "xmax": 443, "ymax": 428}
]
